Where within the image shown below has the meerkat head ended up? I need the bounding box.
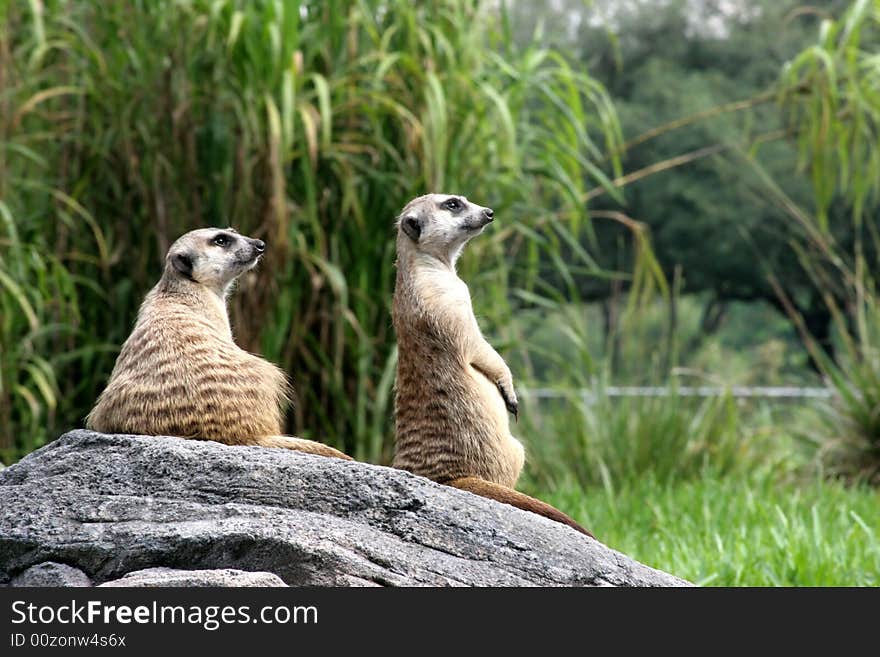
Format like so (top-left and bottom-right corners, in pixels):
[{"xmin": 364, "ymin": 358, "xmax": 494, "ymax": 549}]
[
  {"xmin": 164, "ymin": 227, "xmax": 266, "ymax": 297},
  {"xmin": 396, "ymin": 193, "xmax": 494, "ymax": 267}
]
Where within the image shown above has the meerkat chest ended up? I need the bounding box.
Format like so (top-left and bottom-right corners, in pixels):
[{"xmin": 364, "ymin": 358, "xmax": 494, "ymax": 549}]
[{"xmin": 414, "ymin": 267, "xmax": 472, "ymax": 310}]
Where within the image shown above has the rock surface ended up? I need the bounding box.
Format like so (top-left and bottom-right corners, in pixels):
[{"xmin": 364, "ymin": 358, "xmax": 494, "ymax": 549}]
[
  {"xmin": 0, "ymin": 430, "xmax": 690, "ymax": 587},
  {"xmin": 12, "ymin": 561, "xmax": 92, "ymax": 587},
  {"xmin": 98, "ymin": 567, "xmax": 287, "ymax": 587}
]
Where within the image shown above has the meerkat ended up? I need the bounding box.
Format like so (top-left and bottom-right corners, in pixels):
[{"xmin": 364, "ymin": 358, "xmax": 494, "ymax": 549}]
[
  {"xmin": 392, "ymin": 194, "xmax": 593, "ymax": 537},
  {"xmin": 86, "ymin": 227, "xmax": 350, "ymax": 460}
]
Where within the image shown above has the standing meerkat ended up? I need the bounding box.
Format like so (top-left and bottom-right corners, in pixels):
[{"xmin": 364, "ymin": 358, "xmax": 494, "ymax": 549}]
[
  {"xmin": 86, "ymin": 227, "xmax": 350, "ymax": 460},
  {"xmin": 392, "ymin": 194, "xmax": 593, "ymax": 536}
]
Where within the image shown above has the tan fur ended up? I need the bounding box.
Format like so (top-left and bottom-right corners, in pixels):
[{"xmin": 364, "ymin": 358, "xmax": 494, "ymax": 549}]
[
  {"xmin": 86, "ymin": 227, "xmax": 350, "ymax": 461},
  {"xmin": 391, "ymin": 194, "xmax": 593, "ymax": 536}
]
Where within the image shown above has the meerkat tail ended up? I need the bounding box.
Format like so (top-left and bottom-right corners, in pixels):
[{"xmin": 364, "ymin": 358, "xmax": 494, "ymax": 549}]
[
  {"xmin": 255, "ymin": 435, "xmax": 353, "ymax": 460},
  {"xmin": 446, "ymin": 477, "xmax": 595, "ymax": 538}
]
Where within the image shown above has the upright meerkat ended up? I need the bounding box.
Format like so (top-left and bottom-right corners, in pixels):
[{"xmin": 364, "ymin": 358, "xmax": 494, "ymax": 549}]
[
  {"xmin": 86, "ymin": 227, "xmax": 349, "ymax": 460},
  {"xmin": 392, "ymin": 194, "xmax": 593, "ymax": 536}
]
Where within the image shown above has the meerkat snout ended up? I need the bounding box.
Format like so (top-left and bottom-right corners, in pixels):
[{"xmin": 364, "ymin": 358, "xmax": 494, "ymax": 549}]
[{"xmin": 463, "ymin": 206, "xmax": 494, "ymax": 231}]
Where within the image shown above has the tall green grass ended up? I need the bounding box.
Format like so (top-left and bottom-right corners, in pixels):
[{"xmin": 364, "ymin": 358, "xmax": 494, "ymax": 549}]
[
  {"xmin": 796, "ymin": 338, "xmax": 880, "ymax": 485},
  {"xmin": 0, "ymin": 0, "xmax": 628, "ymax": 461},
  {"xmin": 521, "ymin": 385, "xmax": 772, "ymax": 491},
  {"xmin": 753, "ymin": 0, "xmax": 880, "ymax": 482},
  {"xmin": 506, "ymin": 272, "xmax": 782, "ymax": 491},
  {"xmin": 781, "ymin": 0, "xmax": 880, "ymax": 227}
]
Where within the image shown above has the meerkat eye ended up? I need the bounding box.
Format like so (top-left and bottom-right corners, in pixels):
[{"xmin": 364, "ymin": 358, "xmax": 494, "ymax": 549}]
[
  {"xmin": 442, "ymin": 198, "xmax": 463, "ymax": 212},
  {"xmin": 212, "ymin": 234, "xmax": 232, "ymax": 248}
]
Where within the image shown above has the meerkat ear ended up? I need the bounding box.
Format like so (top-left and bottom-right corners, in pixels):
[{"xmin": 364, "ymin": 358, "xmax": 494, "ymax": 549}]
[
  {"xmin": 401, "ymin": 214, "xmax": 422, "ymax": 242},
  {"xmin": 171, "ymin": 252, "xmax": 195, "ymax": 280}
]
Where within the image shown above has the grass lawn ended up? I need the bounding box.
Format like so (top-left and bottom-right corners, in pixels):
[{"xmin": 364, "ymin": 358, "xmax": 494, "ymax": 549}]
[{"xmin": 529, "ymin": 474, "xmax": 880, "ymax": 586}]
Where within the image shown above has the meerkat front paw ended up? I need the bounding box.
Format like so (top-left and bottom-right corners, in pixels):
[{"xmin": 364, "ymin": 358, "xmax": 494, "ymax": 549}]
[{"xmin": 496, "ymin": 378, "xmax": 519, "ymax": 421}]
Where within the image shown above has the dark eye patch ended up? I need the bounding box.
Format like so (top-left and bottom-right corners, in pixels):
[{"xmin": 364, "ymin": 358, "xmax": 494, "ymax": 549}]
[
  {"xmin": 212, "ymin": 233, "xmax": 233, "ymax": 247},
  {"xmin": 442, "ymin": 198, "xmax": 463, "ymax": 212}
]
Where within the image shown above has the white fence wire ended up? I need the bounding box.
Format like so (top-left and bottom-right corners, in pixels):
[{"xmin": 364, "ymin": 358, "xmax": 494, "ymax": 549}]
[{"xmin": 521, "ymin": 386, "xmax": 833, "ymax": 403}]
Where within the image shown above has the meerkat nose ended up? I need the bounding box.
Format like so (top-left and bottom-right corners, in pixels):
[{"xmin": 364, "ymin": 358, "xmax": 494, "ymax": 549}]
[
  {"xmin": 252, "ymin": 239, "xmax": 266, "ymax": 253},
  {"xmin": 483, "ymin": 208, "xmax": 494, "ymax": 221}
]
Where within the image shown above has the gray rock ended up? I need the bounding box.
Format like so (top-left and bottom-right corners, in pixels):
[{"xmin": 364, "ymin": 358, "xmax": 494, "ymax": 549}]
[
  {"xmin": 0, "ymin": 430, "xmax": 690, "ymax": 587},
  {"xmin": 99, "ymin": 567, "xmax": 287, "ymax": 587},
  {"xmin": 12, "ymin": 561, "xmax": 92, "ymax": 587}
]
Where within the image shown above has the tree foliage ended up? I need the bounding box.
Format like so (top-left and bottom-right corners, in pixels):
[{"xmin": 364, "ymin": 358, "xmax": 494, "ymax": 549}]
[{"xmin": 510, "ymin": 0, "xmax": 877, "ymax": 368}]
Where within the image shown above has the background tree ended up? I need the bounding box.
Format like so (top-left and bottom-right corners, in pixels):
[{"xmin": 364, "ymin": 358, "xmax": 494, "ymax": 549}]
[{"xmin": 510, "ymin": 0, "xmax": 871, "ymax": 369}]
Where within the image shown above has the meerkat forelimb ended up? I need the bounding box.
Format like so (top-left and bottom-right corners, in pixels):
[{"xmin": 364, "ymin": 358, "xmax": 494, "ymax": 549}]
[{"xmin": 469, "ymin": 337, "xmax": 519, "ymax": 420}]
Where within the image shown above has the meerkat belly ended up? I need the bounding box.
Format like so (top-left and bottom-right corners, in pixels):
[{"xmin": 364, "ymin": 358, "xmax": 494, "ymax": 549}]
[
  {"xmin": 465, "ymin": 364, "xmax": 524, "ymax": 487},
  {"xmin": 394, "ymin": 348, "xmax": 522, "ymax": 487}
]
